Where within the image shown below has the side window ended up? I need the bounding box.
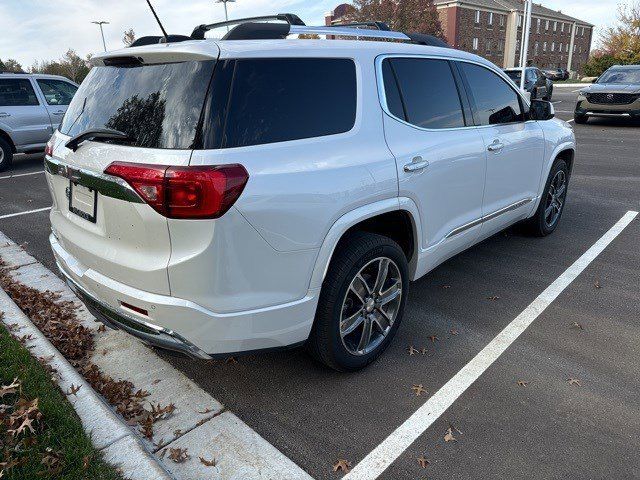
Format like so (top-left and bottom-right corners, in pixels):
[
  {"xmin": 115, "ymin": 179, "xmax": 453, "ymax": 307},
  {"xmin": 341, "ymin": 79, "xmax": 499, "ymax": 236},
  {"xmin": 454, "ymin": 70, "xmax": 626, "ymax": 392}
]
[
  {"xmin": 0, "ymin": 79, "xmax": 39, "ymax": 107},
  {"xmin": 382, "ymin": 58, "xmax": 465, "ymax": 129},
  {"xmin": 36, "ymin": 79, "xmax": 78, "ymax": 106},
  {"xmin": 458, "ymin": 62, "xmax": 524, "ymax": 126},
  {"xmin": 220, "ymin": 58, "xmax": 356, "ymax": 149}
]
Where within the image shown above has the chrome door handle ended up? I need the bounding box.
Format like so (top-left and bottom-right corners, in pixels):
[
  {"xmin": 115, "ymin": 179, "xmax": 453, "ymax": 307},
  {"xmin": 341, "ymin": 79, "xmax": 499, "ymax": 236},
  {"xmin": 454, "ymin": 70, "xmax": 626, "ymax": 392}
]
[
  {"xmin": 404, "ymin": 156, "xmax": 429, "ymax": 172},
  {"xmin": 0, "ymin": 112, "xmax": 10, "ymax": 118},
  {"xmin": 52, "ymin": 111, "xmax": 65, "ymax": 116},
  {"xmin": 487, "ymin": 140, "xmax": 504, "ymax": 152}
]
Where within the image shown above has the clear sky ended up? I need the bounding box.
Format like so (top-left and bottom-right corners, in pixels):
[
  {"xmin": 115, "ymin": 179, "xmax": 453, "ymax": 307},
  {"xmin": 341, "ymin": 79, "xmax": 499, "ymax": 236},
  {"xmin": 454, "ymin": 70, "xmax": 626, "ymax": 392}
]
[{"xmin": 0, "ymin": 0, "xmax": 619, "ymax": 68}]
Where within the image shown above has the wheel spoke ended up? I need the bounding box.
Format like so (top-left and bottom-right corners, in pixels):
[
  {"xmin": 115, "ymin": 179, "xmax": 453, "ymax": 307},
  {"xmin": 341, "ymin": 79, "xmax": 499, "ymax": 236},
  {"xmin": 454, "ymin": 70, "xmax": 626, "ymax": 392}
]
[
  {"xmin": 357, "ymin": 316, "xmax": 373, "ymax": 352},
  {"xmin": 556, "ymin": 183, "xmax": 566, "ymax": 198},
  {"xmin": 341, "ymin": 311, "xmax": 365, "ymax": 336},
  {"xmin": 545, "ymin": 204, "xmax": 554, "ymax": 220},
  {"xmin": 373, "ymin": 258, "xmax": 389, "ymax": 294},
  {"xmin": 379, "ymin": 281, "xmax": 401, "ymax": 306},
  {"xmin": 349, "ymin": 276, "xmax": 368, "ymax": 305},
  {"xmin": 375, "ymin": 307, "xmax": 393, "ymax": 329}
]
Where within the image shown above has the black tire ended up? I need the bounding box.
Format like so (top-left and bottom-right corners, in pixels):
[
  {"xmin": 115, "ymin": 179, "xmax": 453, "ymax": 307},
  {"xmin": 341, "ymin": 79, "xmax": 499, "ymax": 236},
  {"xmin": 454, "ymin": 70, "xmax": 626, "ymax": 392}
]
[
  {"xmin": 574, "ymin": 113, "xmax": 588, "ymax": 124},
  {"xmin": 0, "ymin": 137, "xmax": 12, "ymax": 172},
  {"xmin": 526, "ymin": 159, "xmax": 569, "ymax": 236},
  {"xmin": 307, "ymin": 232, "xmax": 409, "ymax": 372}
]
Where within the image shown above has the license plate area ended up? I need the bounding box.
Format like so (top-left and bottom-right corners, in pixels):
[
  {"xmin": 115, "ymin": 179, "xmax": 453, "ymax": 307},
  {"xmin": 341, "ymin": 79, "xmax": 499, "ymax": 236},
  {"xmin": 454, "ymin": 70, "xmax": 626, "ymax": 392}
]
[{"xmin": 68, "ymin": 181, "xmax": 97, "ymax": 223}]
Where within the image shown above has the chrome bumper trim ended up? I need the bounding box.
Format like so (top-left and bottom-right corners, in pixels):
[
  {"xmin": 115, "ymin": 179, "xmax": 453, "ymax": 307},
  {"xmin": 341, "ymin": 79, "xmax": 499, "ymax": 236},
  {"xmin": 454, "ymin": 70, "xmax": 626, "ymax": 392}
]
[
  {"xmin": 58, "ymin": 264, "xmax": 211, "ymax": 360},
  {"xmin": 446, "ymin": 198, "xmax": 533, "ymax": 239},
  {"xmin": 586, "ymin": 112, "xmax": 632, "ymax": 117}
]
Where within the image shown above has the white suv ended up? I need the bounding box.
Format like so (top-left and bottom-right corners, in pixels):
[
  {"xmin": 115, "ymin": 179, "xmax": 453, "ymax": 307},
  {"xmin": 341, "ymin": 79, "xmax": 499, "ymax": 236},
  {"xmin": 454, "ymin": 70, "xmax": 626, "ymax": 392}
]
[{"xmin": 45, "ymin": 17, "xmax": 575, "ymax": 371}]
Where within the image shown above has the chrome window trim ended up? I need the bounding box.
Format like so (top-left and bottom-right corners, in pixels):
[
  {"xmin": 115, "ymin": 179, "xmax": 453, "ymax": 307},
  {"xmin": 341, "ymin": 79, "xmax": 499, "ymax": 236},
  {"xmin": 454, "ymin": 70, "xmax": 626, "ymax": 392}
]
[
  {"xmin": 375, "ymin": 53, "xmax": 533, "ymax": 133},
  {"xmin": 445, "ymin": 198, "xmax": 533, "ymax": 239}
]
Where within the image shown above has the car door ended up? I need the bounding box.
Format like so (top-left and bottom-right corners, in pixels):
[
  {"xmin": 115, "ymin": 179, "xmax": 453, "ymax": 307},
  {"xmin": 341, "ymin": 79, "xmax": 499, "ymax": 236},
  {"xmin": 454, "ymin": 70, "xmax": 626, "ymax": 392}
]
[
  {"xmin": 379, "ymin": 56, "xmax": 487, "ymax": 273},
  {"xmin": 456, "ymin": 61, "xmax": 544, "ymax": 237},
  {"xmin": 0, "ymin": 77, "xmax": 51, "ymax": 149},
  {"xmin": 35, "ymin": 78, "xmax": 78, "ymax": 130}
]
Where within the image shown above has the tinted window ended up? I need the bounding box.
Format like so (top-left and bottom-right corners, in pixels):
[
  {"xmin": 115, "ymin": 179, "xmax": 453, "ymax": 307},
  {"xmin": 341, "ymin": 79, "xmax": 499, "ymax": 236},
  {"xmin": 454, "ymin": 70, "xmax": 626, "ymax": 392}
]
[
  {"xmin": 217, "ymin": 58, "xmax": 356, "ymax": 148},
  {"xmin": 37, "ymin": 79, "xmax": 78, "ymax": 106},
  {"xmin": 381, "ymin": 60, "xmax": 405, "ymax": 120},
  {"xmin": 0, "ymin": 79, "xmax": 39, "ymax": 106},
  {"xmin": 384, "ymin": 58, "xmax": 465, "ymax": 129},
  {"xmin": 60, "ymin": 61, "xmax": 215, "ymax": 149},
  {"xmin": 459, "ymin": 62, "xmax": 524, "ymax": 125}
]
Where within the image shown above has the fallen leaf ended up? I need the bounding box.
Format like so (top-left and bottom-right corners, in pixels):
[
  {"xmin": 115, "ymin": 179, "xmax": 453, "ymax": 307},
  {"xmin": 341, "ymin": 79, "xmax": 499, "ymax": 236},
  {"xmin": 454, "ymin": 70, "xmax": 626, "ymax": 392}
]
[
  {"xmin": 444, "ymin": 427, "xmax": 457, "ymax": 443},
  {"xmin": 198, "ymin": 407, "xmax": 214, "ymax": 414},
  {"xmin": 0, "ymin": 378, "xmax": 20, "ymax": 398},
  {"xmin": 168, "ymin": 447, "xmax": 190, "ymax": 463},
  {"xmin": 417, "ymin": 456, "xmax": 430, "ymax": 468},
  {"xmin": 408, "ymin": 345, "xmax": 419, "ymax": 356},
  {"xmin": 517, "ymin": 380, "xmax": 529, "ymax": 387},
  {"xmin": 152, "ymin": 379, "xmax": 161, "ymax": 385},
  {"xmin": 333, "ymin": 459, "xmax": 352, "ymax": 473},
  {"xmin": 421, "ymin": 347, "xmax": 428, "ymax": 355},
  {"xmin": 571, "ymin": 321, "xmax": 584, "ymax": 330},
  {"xmin": 97, "ymin": 324, "xmax": 106, "ymax": 333},
  {"xmin": 441, "ymin": 285, "xmax": 451, "ymax": 289},
  {"xmin": 66, "ymin": 384, "xmax": 81, "ymax": 396},
  {"xmin": 594, "ymin": 280, "xmax": 601, "ymax": 289},
  {"xmin": 82, "ymin": 456, "xmax": 90, "ymax": 470},
  {"xmin": 199, "ymin": 456, "xmax": 217, "ymax": 467},
  {"xmin": 428, "ymin": 335, "xmax": 439, "ymax": 343},
  {"xmin": 567, "ymin": 378, "xmax": 581, "ymax": 386},
  {"xmin": 225, "ymin": 356, "xmax": 238, "ymax": 364},
  {"xmin": 449, "ymin": 328, "xmax": 459, "ymax": 336},
  {"xmin": 411, "ymin": 384, "xmax": 427, "ymax": 396},
  {"xmin": 487, "ymin": 295, "xmax": 500, "ymax": 301}
]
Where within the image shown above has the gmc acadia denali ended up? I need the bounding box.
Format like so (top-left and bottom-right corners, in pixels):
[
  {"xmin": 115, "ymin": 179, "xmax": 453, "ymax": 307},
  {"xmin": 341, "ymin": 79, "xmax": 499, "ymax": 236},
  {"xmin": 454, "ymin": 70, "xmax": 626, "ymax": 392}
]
[{"xmin": 45, "ymin": 16, "xmax": 575, "ymax": 371}]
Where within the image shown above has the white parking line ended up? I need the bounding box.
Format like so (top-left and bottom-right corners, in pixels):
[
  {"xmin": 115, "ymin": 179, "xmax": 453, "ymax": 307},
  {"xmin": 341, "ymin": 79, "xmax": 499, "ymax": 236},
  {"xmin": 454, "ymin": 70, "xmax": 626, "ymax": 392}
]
[
  {"xmin": 344, "ymin": 210, "xmax": 638, "ymax": 480},
  {"xmin": 0, "ymin": 207, "xmax": 51, "ymax": 220},
  {"xmin": 0, "ymin": 170, "xmax": 44, "ymax": 180},
  {"xmin": 567, "ymin": 119, "xmax": 575, "ymax": 123},
  {"xmin": 552, "ymin": 101, "xmax": 562, "ymax": 105}
]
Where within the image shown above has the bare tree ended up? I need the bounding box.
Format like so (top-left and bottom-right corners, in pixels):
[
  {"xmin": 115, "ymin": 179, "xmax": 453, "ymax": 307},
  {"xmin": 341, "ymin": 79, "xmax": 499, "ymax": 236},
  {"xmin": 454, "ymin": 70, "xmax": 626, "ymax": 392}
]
[
  {"xmin": 123, "ymin": 28, "xmax": 136, "ymax": 47},
  {"xmin": 350, "ymin": 0, "xmax": 444, "ymax": 39},
  {"xmin": 30, "ymin": 50, "xmax": 91, "ymax": 83}
]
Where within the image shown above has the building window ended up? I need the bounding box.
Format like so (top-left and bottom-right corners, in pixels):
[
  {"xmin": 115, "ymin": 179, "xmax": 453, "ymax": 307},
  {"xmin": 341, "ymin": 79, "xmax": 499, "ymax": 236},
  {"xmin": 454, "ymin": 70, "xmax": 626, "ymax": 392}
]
[
  {"xmin": 473, "ymin": 37, "xmax": 479, "ymax": 50},
  {"xmin": 580, "ymin": 27, "xmax": 584, "ymax": 36},
  {"xmin": 543, "ymin": 41, "xmax": 547, "ymax": 52},
  {"xmin": 486, "ymin": 40, "xmax": 492, "ymax": 53},
  {"xmin": 551, "ymin": 42, "xmax": 555, "ymax": 52},
  {"xmin": 488, "ymin": 12, "xmax": 493, "ymax": 25},
  {"xmin": 553, "ymin": 21, "xmax": 557, "ymax": 32},
  {"xmin": 475, "ymin": 10, "xmax": 480, "ymax": 24},
  {"xmin": 536, "ymin": 18, "xmax": 541, "ymax": 33},
  {"xmin": 566, "ymin": 43, "xmax": 569, "ymax": 53},
  {"xmin": 545, "ymin": 20, "xmax": 549, "ymax": 31},
  {"xmin": 500, "ymin": 15, "xmax": 505, "ymax": 27},
  {"xmin": 518, "ymin": 15, "xmax": 522, "ymax": 27},
  {"xmin": 561, "ymin": 22, "xmax": 565, "ymax": 33},
  {"xmin": 534, "ymin": 42, "xmax": 539, "ymax": 55},
  {"xmin": 559, "ymin": 42, "xmax": 563, "ymax": 52}
]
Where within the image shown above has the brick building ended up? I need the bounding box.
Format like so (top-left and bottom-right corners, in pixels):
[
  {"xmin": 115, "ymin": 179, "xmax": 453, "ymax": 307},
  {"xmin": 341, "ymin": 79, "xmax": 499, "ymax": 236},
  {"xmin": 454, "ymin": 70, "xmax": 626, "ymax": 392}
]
[{"xmin": 325, "ymin": 1, "xmax": 593, "ymax": 75}]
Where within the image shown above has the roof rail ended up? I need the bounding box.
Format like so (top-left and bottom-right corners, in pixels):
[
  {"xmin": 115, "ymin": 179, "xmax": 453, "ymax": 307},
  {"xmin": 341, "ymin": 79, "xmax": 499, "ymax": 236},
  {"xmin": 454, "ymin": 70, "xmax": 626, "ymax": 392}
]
[
  {"xmin": 191, "ymin": 13, "xmax": 305, "ymax": 39},
  {"xmin": 325, "ymin": 21, "xmax": 391, "ymax": 31}
]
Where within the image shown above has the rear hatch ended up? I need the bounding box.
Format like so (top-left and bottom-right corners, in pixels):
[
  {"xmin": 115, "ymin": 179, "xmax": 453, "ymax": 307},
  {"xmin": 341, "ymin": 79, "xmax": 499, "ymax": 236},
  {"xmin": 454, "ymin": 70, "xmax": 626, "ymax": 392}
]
[{"xmin": 46, "ymin": 43, "xmax": 219, "ymax": 294}]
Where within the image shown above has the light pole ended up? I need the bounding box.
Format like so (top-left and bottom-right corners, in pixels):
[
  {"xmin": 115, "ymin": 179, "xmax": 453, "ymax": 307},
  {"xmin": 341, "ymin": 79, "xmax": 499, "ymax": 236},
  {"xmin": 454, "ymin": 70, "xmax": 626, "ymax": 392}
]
[
  {"xmin": 91, "ymin": 21, "xmax": 109, "ymax": 52},
  {"xmin": 519, "ymin": 0, "xmax": 532, "ymax": 93},
  {"xmin": 215, "ymin": 0, "xmax": 235, "ymax": 32}
]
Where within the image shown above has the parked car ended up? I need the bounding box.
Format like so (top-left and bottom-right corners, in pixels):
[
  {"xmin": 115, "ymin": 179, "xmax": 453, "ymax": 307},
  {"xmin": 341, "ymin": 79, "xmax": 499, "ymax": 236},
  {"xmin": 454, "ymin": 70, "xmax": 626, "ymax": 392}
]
[
  {"xmin": 0, "ymin": 72, "xmax": 78, "ymax": 170},
  {"xmin": 574, "ymin": 65, "xmax": 640, "ymax": 124},
  {"xmin": 504, "ymin": 67, "xmax": 553, "ymax": 100},
  {"xmin": 45, "ymin": 16, "xmax": 574, "ymax": 371},
  {"xmin": 543, "ymin": 68, "xmax": 569, "ymax": 81}
]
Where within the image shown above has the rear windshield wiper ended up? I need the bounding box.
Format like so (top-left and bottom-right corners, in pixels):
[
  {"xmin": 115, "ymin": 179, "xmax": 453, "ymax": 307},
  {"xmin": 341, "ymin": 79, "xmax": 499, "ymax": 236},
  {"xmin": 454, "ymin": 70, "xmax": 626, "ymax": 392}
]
[{"xmin": 65, "ymin": 128, "xmax": 134, "ymax": 152}]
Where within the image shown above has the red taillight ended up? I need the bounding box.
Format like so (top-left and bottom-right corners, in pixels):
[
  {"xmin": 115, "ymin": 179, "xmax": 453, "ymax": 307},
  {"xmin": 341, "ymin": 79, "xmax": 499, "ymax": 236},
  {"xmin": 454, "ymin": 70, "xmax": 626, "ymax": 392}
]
[
  {"xmin": 44, "ymin": 141, "xmax": 54, "ymax": 157},
  {"xmin": 104, "ymin": 162, "xmax": 249, "ymax": 219}
]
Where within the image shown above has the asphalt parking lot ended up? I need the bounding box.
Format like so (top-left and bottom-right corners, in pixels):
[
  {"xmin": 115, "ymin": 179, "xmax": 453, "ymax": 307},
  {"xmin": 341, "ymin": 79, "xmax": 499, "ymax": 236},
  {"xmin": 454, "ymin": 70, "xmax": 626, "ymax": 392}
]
[{"xmin": 1, "ymin": 87, "xmax": 639, "ymax": 479}]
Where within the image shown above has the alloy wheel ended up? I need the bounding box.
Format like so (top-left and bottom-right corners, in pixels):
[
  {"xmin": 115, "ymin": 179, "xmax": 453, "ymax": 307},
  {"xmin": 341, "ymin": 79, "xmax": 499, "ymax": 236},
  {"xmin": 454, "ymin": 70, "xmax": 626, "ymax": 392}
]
[
  {"xmin": 544, "ymin": 170, "xmax": 567, "ymax": 228},
  {"xmin": 339, "ymin": 257, "xmax": 402, "ymax": 356}
]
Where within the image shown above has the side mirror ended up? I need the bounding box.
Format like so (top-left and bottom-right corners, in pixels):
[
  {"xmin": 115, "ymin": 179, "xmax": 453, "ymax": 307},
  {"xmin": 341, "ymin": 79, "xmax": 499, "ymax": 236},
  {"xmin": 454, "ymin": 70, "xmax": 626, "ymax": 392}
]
[{"xmin": 530, "ymin": 99, "xmax": 555, "ymax": 121}]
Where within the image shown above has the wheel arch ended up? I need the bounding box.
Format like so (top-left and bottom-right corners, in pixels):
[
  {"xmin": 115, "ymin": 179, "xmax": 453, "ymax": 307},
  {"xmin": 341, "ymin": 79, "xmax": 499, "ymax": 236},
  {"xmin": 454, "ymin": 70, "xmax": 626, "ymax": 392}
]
[
  {"xmin": 308, "ymin": 198, "xmax": 421, "ymax": 291},
  {"xmin": 0, "ymin": 129, "xmax": 16, "ymax": 153}
]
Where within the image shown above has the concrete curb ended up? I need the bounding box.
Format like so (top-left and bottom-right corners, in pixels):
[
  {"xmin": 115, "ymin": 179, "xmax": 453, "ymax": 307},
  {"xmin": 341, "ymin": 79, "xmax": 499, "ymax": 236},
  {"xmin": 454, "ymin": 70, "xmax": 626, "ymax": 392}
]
[
  {"xmin": 0, "ymin": 231, "xmax": 313, "ymax": 480},
  {"xmin": 0, "ymin": 288, "xmax": 174, "ymax": 480}
]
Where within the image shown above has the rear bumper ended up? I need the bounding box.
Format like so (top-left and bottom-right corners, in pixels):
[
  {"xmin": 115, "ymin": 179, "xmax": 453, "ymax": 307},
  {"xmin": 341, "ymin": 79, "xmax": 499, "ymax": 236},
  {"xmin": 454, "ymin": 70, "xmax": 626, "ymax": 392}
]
[{"xmin": 51, "ymin": 233, "xmax": 320, "ymax": 357}]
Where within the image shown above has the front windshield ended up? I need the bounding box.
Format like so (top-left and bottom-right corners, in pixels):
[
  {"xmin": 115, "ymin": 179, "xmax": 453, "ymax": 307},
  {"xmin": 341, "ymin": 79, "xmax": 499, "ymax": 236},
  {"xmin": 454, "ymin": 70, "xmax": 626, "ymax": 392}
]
[{"xmin": 598, "ymin": 68, "xmax": 640, "ymax": 85}]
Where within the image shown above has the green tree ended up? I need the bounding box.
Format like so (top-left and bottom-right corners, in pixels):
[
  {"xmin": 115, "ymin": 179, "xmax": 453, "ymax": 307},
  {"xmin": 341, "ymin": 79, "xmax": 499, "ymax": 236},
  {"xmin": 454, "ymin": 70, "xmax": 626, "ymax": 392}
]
[
  {"xmin": 350, "ymin": 0, "xmax": 445, "ymax": 39},
  {"xmin": 30, "ymin": 49, "xmax": 91, "ymax": 83},
  {"xmin": 584, "ymin": 1, "xmax": 640, "ymax": 75},
  {"xmin": 1, "ymin": 58, "xmax": 24, "ymax": 72}
]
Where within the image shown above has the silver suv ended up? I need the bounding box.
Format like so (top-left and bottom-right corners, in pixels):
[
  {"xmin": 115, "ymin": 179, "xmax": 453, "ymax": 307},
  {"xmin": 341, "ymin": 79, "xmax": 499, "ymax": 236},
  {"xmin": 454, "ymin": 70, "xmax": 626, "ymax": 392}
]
[{"xmin": 0, "ymin": 72, "xmax": 78, "ymax": 170}]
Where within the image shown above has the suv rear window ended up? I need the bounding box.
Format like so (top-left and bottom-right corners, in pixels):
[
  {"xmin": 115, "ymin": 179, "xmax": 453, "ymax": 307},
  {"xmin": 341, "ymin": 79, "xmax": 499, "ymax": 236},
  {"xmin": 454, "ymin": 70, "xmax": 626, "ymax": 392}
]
[
  {"xmin": 59, "ymin": 61, "xmax": 216, "ymax": 149},
  {"xmin": 201, "ymin": 58, "xmax": 357, "ymax": 149}
]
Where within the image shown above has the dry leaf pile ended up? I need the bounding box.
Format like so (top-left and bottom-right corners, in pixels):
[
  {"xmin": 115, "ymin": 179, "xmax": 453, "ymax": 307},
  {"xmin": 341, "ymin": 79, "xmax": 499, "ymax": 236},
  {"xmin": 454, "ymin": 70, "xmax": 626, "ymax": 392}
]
[{"xmin": 0, "ymin": 260, "xmax": 174, "ymax": 442}]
